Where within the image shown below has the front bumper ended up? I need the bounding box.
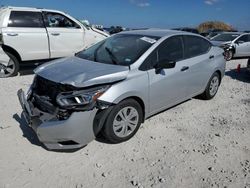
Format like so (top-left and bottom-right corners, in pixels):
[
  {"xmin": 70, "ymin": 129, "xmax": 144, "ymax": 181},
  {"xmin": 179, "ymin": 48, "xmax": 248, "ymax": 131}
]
[
  {"xmin": 17, "ymin": 89, "xmax": 98, "ymax": 150},
  {"xmin": 0, "ymin": 46, "xmax": 10, "ymax": 66}
]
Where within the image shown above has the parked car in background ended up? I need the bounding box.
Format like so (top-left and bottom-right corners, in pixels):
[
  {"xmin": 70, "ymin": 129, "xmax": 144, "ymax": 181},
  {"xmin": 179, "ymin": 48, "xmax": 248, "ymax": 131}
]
[
  {"xmin": 172, "ymin": 27, "xmax": 199, "ymax": 34},
  {"xmin": 200, "ymin": 29, "xmax": 225, "ymax": 38},
  {"xmin": 211, "ymin": 32, "xmax": 250, "ymax": 60},
  {"xmin": 18, "ymin": 29, "xmax": 226, "ymax": 150},
  {"xmin": 0, "ymin": 6, "xmax": 109, "ymax": 77}
]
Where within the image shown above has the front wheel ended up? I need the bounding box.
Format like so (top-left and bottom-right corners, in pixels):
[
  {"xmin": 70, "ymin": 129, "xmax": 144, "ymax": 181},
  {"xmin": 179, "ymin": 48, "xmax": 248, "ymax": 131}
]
[
  {"xmin": 200, "ymin": 72, "xmax": 220, "ymax": 100},
  {"xmin": 102, "ymin": 99, "xmax": 143, "ymax": 143},
  {"xmin": 224, "ymin": 50, "xmax": 233, "ymax": 61},
  {"xmin": 0, "ymin": 52, "xmax": 19, "ymax": 78}
]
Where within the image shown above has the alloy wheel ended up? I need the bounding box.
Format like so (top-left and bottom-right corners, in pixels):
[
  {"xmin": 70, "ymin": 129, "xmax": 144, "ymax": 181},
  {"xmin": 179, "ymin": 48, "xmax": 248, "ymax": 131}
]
[{"xmin": 0, "ymin": 59, "xmax": 16, "ymax": 78}]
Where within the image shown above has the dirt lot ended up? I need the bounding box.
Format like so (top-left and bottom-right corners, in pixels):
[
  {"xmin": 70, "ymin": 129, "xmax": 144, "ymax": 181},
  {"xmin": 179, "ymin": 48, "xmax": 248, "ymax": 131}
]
[{"xmin": 0, "ymin": 59, "xmax": 249, "ymax": 188}]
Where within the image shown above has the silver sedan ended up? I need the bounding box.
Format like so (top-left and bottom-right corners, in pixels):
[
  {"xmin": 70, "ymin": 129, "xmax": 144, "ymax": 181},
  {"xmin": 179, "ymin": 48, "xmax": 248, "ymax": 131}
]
[{"xmin": 18, "ymin": 29, "xmax": 226, "ymax": 150}]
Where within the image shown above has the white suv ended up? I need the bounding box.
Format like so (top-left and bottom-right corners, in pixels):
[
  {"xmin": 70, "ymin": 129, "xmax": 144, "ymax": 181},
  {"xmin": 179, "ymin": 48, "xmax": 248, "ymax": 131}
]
[{"xmin": 0, "ymin": 6, "xmax": 109, "ymax": 77}]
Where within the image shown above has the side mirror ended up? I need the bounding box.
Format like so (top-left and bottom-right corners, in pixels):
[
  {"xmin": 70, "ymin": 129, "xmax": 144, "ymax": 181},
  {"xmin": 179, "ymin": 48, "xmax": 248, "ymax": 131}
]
[{"xmin": 154, "ymin": 59, "xmax": 176, "ymax": 74}]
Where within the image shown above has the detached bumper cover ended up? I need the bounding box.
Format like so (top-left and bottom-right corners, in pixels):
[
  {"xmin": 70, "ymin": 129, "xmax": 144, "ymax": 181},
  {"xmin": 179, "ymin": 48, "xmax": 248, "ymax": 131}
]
[
  {"xmin": 17, "ymin": 89, "xmax": 98, "ymax": 150},
  {"xmin": 0, "ymin": 46, "xmax": 10, "ymax": 65}
]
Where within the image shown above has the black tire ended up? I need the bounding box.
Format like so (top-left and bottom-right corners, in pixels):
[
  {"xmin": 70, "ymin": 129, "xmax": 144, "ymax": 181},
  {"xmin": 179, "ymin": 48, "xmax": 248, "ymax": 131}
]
[
  {"xmin": 0, "ymin": 52, "xmax": 19, "ymax": 78},
  {"xmin": 225, "ymin": 50, "xmax": 233, "ymax": 61},
  {"xmin": 200, "ymin": 72, "xmax": 220, "ymax": 100},
  {"xmin": 102, "ymin": 99, "xmax": 143, "ymax": 143}
]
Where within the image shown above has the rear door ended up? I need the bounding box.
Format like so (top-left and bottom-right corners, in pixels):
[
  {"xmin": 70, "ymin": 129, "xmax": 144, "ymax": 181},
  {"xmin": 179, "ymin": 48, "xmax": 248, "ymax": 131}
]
[
  {"xmin": 182, "ymin": 35, "xmax": 213, "ymax": 97},
  {"xmin": 43, "ymin": 11, "xmax": 84, "ymax": 58},
  {"xmin": 235, "ymin": 34, "xmax": 250, "ymax": 57},
  {"xmin": 2, "ymin": 10, "xmax": 49, "ymax": 61}
]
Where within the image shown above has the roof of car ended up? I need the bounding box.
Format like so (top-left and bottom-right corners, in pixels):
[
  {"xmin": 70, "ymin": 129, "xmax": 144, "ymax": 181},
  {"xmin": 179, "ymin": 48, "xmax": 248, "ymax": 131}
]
[
  {"xmin": 120, "ymin": 29, "xmax": 186, "ymax": 38},
  {"xmin": 1, "ymin": 6, "xmax": 64, "ymax": 13}
]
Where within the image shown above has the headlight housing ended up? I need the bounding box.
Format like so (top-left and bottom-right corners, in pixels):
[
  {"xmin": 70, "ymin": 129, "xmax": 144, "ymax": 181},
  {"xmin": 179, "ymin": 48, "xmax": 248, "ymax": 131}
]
[{"xmin": 56, "ymin": 85, "xmax": 110, "ymax": 110}]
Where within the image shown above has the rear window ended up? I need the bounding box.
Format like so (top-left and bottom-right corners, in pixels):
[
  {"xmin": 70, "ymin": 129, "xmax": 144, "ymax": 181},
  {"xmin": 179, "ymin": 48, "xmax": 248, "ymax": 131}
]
[
  {"xmin": 184, "ymin": 35, "xmax": 211, "ymax": 58},
  {"xmin": 8, "ymin": 11, "xmax": 44, "ymax": 28}
]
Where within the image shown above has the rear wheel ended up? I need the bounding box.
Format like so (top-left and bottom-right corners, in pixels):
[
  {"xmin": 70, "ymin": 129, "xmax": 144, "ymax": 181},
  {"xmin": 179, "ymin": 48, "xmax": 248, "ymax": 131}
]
[
  {"xmin": 201, "ymin": 72, "xmax": 220, "ymax": 100},
  {"xmin": 102, "ymin": 99, "xmax": 143, "ymax": 143},
  {"xmin": 0, "ymin": 52, "xmax": 19, "ymax": 78}
]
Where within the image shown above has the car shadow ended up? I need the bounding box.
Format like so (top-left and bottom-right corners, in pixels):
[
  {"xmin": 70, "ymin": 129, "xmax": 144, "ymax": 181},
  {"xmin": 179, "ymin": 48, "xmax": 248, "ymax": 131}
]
[
  {"xmin": 225, "ymin": 68, "xmax": 250, "ymax": 83},
  {"xmin": 19, "ymin": 63, "xmax": 39, "ymax": 76},
  {"xmin": 13, "ymin": 113, "xmax": 44, "ymax": 148}
]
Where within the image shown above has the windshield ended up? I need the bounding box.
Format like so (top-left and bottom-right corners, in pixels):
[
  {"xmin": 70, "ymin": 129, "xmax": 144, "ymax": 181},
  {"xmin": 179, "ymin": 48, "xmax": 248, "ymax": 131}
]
[
  {"xmin": 76, "ymin": 34, "xmax": 159, "ymax": 66},
  {"xmin": 211, "ymin": 33, "xmax": 240, "ymax": 42}
]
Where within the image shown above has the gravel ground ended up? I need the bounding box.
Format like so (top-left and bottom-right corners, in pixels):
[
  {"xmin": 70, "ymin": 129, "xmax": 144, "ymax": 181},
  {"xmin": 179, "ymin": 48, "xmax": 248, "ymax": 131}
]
[{"xmin": 0, "ymin": 59, "xmax": 249, "ymax": 188}]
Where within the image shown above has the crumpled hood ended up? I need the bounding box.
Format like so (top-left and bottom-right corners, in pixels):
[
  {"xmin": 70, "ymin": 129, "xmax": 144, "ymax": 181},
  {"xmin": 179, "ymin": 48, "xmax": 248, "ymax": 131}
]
[{"xmin": 34, "ymin": 56, "xmax": 129, "ymax": 88}]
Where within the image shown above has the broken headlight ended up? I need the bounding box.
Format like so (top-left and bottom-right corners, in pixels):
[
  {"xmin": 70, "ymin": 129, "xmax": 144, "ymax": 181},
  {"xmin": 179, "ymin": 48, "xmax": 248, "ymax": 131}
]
[{"xmin": 56, "ymin": 85, "xmax": 110, "ymax": 110}]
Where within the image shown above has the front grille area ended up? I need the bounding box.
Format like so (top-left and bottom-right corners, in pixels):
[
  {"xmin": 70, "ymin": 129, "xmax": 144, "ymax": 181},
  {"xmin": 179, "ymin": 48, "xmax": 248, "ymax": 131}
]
[{"xmin": 32, "ymin": 76, "xmax": 76, "ymax": 104}]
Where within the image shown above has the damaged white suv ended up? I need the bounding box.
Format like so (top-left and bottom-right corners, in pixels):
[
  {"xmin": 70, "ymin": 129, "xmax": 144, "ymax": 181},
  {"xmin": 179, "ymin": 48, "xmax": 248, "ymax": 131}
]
[{"xmin": 0, "ymin": 6, "xmax": 109, "ymax": 77}]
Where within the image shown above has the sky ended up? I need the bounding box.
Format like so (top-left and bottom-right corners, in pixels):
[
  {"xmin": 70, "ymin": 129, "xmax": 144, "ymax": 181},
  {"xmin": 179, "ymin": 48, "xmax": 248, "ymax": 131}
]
[{"xmin": 1, "ymin": 0, "xmax": 250, "ymax": 30}]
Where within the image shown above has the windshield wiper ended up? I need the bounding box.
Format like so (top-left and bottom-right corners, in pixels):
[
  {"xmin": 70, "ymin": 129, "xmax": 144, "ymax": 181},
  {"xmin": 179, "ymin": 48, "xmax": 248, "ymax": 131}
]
[{"xmin": 105, "ymin": 47, "xmax": 118, "ymax": 65}]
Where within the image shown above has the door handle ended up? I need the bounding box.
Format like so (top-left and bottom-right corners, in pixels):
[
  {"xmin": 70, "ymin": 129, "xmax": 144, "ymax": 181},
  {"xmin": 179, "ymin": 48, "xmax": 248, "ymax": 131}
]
[
  {"xmin": 209, "ymin": 55, "xmax": 215, "ymax": 59},
  {"xmin": 7, "ymin": 33, "xmax": 18, "ymax": 36},
  {"xmin": 181, "ymin": 66, "xmax": 189, "ymax": 72},
  {"xmin": 51, "ymin": 33, "xmax": 60, "ymax": 36}
]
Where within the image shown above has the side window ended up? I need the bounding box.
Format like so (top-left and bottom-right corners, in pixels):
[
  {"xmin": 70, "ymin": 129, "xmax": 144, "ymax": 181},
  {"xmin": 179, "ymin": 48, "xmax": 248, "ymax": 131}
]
[
  {"xmin": 8, "ymin": 11, "xmax": 44, "ymax": 28},
  {"xmin": 236, "ymin": 35, "xmax": 248, "ymax": 42},
  {"xmin": 236, "ymin": 35, "xmax": 250, "ymax": 43},
  {"xmin": 158, "ymin": 36, "xmax": 184, "ymax": 62},
  {"xmin": 139, "ymin": 50, "xmax": 157, "ymax": 71},
  {"xmin": 43, "ymin": 12, "xmax": 80, "ymax": 28},
  {"xmin": 183, "ymin": 35, "xmax": 211, "ymax": 58},
  {"xmin": 139, "ymin": 36, "xmax": 184, "ymax": 71}
]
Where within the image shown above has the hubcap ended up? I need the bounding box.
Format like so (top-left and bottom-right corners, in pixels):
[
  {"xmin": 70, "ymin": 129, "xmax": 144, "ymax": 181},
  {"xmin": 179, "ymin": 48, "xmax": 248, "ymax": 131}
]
[
  {"xmin": 113, "ymin": 106, "xmax": 139, "ymax": 138},
  {"xmin": 209, "ymin": 76, "xmax": 219, "ymax": 96},
  {"xmin": 0, "ymin": 59, "xmax": 15, "ymax": 77}
]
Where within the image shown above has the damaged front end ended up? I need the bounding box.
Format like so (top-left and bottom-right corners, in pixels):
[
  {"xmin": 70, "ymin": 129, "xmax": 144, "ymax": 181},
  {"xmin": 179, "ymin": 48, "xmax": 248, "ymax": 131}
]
[{"xmin": 18, "ymin": 75, "xmax": 113, "ymax": 150}]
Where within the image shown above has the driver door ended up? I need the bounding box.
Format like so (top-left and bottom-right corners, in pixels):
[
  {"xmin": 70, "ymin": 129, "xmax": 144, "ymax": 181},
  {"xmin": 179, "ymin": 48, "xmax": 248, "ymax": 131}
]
[{"xmin": 145, "ymin": 36, "xmax": 188, "ymax": 114}]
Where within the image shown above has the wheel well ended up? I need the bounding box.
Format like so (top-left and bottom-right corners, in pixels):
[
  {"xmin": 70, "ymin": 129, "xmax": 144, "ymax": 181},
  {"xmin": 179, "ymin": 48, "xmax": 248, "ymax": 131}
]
[
  {"xmin": 124, "ymin": 96, "xmax": 145, "ymax": 122},
  {"xmin": 2, "ymin": 45, "xmax": 21, "ymax": 62},
  {"xmin": 231, "ymin": 47, "xmax": 236, "ymax": 54},
  {"xmin": 215, "ymin": 70, "xmax": 222, "ymax": 83}
]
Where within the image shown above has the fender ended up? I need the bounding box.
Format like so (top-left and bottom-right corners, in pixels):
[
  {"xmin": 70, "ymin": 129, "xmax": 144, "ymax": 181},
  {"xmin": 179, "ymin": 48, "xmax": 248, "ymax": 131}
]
[{"xmin": 2, "ymin": 44, "xmax": 22, "ymax": 61}]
